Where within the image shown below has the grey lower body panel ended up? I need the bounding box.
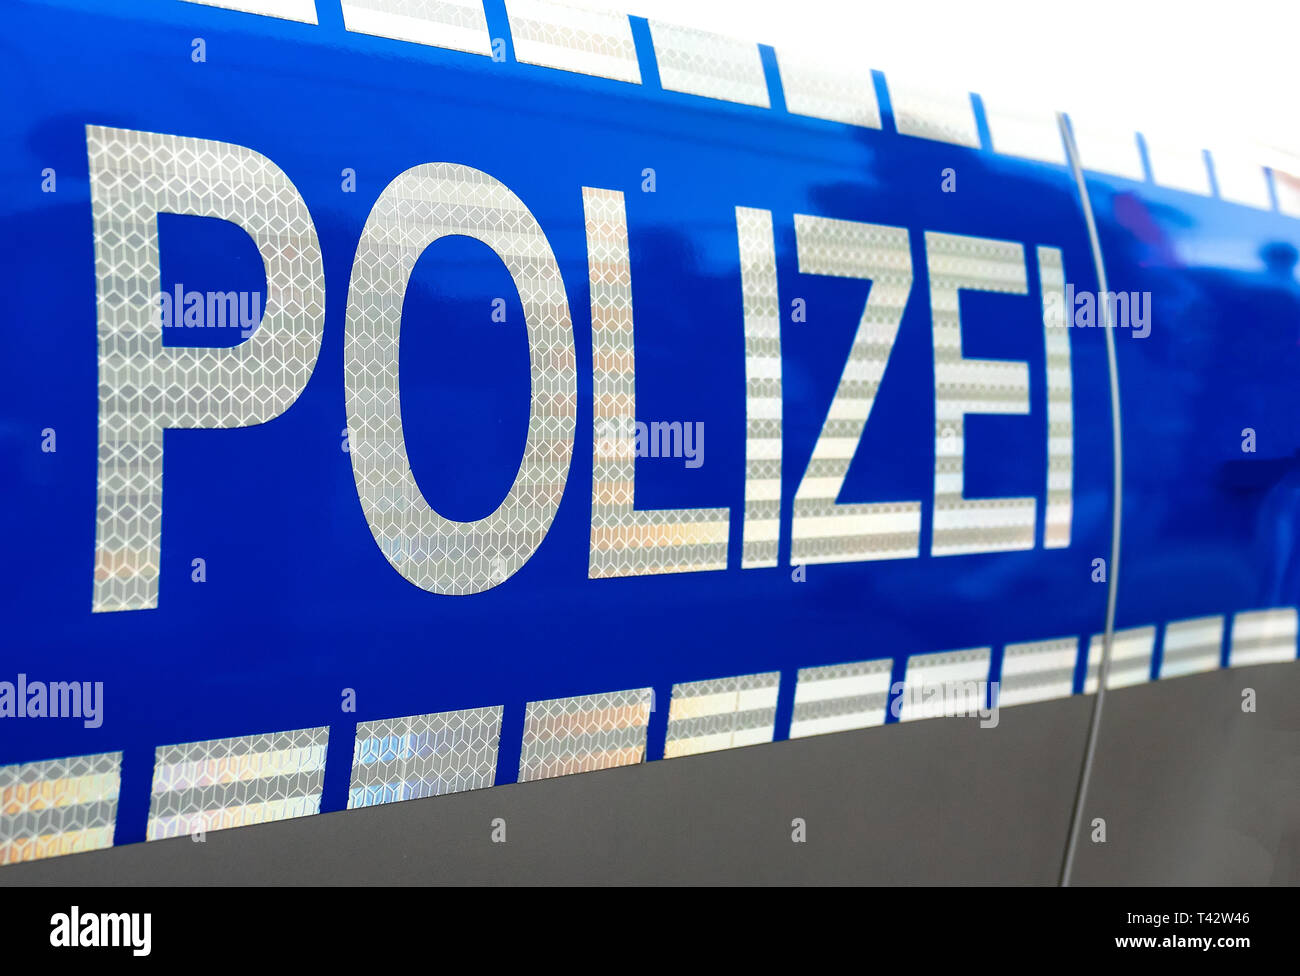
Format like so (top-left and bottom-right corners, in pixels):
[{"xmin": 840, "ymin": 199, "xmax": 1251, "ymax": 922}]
[
  {"xmin": 3, "ymin": 663, "xmax": 1295, "ymax": 885},
  {"xmin": 1070, "ymin": 661, "xmax": 1300, "ymax": 886}
]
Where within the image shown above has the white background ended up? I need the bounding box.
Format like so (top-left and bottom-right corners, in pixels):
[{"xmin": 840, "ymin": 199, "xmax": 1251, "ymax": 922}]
[{"xmin": 593, "ymin": 0, "xmax": 1298, "ymax": 158}]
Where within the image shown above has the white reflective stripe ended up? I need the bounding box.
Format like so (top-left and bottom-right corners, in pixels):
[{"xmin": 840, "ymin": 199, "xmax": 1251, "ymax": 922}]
[
  {"xmin": 348, "ymin": 706, "xmax": 502, "ymax": 808},
  {"xmin": 1144, "ymin": 135, "xmax": 1212, "ymax": 196},
  {"xmin": 982, "ymin": 98, "xmax": 1065, "ymax": 164},
  {"xmin": 667, "ymin": 685, "xmax": 778, "ymax": 718},
  {"xmin": 341, "ymin": 0, "xmax": 491, "ymax": 56},
  {"xmin": 776, "ymin": 49, "xmax": 880, "ymax": 128},
  {"xmin": 797, "ymin": 475, "xmax": 861, "ymax": 497},
  {"xmin": 790, "ymin": 715, "xmax": 875, "ymax": 738},
  {"xmin": 665, "ymin": 732, "xmax": 731, "ymax": 756},
  {"xmin": 791, "ymin": 510, "xmax": 923, "ymax": 540},
  {"xmin": 1085, "ymin": 626, "xmax": 1156, "ymax": 691},
  {"xmin": 745, "ymin": 355, "xmax": 782, "ymax": 381},
  {"xmin": 998, "ymin": 637, "xmax": 1078, "ymax": 707},
  {"xmin": 899, "ymin": 647, "xmax": 990, "ymax": 721},
  {"xmin": 667, "ymin": 690, "xmax": 742, "ymax": 721},
  {"xmin": 0, "ymin": 752, "xmax": 122, "ymax": 865},
  {"xmin": 505, "ymin": 0, "xmax": 640, "ymax": 83},
  {"xmin": 148, "ymin": 798, "xmax": 319, "ymax": 841},
  {"xmin": 664, "ymin": 672, "xmax": 780, "ymax": 758},
  {"xmin": 731, "ymin": 727, "xmax": 774, "ymax": 748},
  {"xmin": 745, "ymin": 478, "xmax": 782, "ymax": 503},
  {"xmin": 518, "ymin": 688, "xmax": 652, "ymax": 782},
  {"xmin": 1210, "ymin": 149, "xmax": 1272, "ymax": 209},
  {"xmin": 146, "ymin": 727, "xmax": 329, "ymax": 841},
  {"xmin": 824, "ymin": 394, "xmax": 876, "ymax": 422},
  {"xmin": 1068, "ymin": 116, "xmax": 1145, "ymax": 180},
  {"xmin": 887, "ymin": 77, "xmax": 978, "ymax": 147},
  {"xmin": 1159, "ymin": 615, "xmax": 1224, "ymax": 678},
  {"xmin": 1038, "ymin": 246, "xmax": 1073, "ymax": 549},
  {"xmin": 803, "ymin": 436, "xmax": 872, "ymax": 460},
  {"xmin": 933, "ymin": 359, "xmax": 1029, "ymax": 392},
  {"xmin": 1229, "ymin": 607, "xmax": 1297, "ymax": 666},
  {"xmin": 747, "ymin": 395, "xmax": 783, "ymax": 420},
  {"xmin": 793, "ymin": 673, "xmax": 889, "ymax": 705},
  {"xmin": 931, "ymin": 500, "xmax": 1037, "ymax": 531},
  {"xmin": 736, "ymin": 686, "xmax": 779, "ymax": 711},
  {"xmin": 742, "ymin": 517, "xmax": 780, "ymax": 542},
  {"xmin": 646, "ymin": 20, "xmax": 769, "ymax": 107},
  {"xmin": 153, "ymin": 744, "xmax": 328, "ymax": 787},
  {"xmin": 738, "ymin": 206, "xmax": 782, "ymax": 569},
  {"xmin": 178, "ymin": 0, "xmax": 318, "ymax": 22},
  {"xmin": 907, "ymin": 653, "xmax": 989, "ymax": 686}
]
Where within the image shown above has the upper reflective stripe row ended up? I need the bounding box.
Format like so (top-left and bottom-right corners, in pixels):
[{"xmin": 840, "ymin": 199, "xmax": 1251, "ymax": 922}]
[
  {"xmin": 3, "ymin": 605, "xmax": 1294, "ymax": 865},
  {"xmin": 176, "ymin": 0, "xmax": 1297, "ymax": 215}
]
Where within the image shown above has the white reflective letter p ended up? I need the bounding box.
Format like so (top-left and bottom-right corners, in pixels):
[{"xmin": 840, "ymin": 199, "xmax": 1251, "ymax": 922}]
[{"xmin": 87, "ymin": 126, "xmax": 324, "ymax": 611}]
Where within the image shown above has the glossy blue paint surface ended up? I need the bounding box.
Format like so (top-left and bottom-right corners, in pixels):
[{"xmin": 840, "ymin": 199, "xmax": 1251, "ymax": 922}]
[
  {"xmin": 1, "ymin": 0, "xmax": 1291, "ymax": 851},
  {"xmin": 1087, "ymin": 177, "xmax": 1300, "ymax": 657}
]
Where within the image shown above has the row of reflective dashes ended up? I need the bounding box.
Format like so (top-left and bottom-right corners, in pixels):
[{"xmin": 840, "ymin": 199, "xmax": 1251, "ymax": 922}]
[
  {"xmin": 168, "ymin": 0, "xmax": 1300, "ymax": 215},
  {"xmin": 1, "ymin": 606, "xmax": 1294, "ymax": 865}
]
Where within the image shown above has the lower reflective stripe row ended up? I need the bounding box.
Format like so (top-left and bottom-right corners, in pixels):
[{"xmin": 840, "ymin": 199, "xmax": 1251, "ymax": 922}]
[{"xmin": 2, "ymin": 606, "xmax": 1294, "ymax": 865}]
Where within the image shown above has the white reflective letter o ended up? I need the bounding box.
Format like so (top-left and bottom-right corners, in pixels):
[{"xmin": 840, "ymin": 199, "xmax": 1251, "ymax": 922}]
[{"xmin": 344, "ymin": 163, "xmax": 576, "ymax": 594}]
